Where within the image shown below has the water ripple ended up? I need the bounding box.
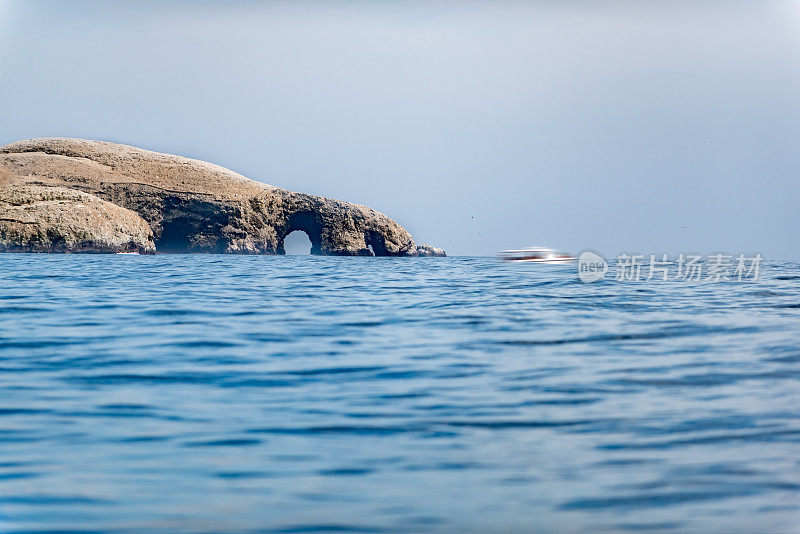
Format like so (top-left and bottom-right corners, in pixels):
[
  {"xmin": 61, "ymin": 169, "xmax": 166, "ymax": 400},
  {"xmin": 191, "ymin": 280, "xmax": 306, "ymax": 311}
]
[{"xmin": 0, "ymin": 255, "xmax": 796, "ymax": 532}]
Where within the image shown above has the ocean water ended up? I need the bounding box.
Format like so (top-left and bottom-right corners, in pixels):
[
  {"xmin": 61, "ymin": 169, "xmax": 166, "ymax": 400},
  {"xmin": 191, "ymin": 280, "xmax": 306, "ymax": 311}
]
[{"xmin": 0, "ymin": 254, "xmax": 798, "ymax": 533}]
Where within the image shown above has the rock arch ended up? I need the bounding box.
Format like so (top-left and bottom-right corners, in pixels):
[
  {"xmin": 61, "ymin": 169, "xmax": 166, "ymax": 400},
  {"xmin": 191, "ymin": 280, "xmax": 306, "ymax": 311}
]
[
  {"xmin": 366, "ymin": 230, "xmax": 389, "ymax": 256},
  {"xmin": 0, "ymin": 138, "xmax": 446, "ymax": 257},
  {"xmin": 278, "ymin": 211, "xmax": 323, "ymax": 255}
]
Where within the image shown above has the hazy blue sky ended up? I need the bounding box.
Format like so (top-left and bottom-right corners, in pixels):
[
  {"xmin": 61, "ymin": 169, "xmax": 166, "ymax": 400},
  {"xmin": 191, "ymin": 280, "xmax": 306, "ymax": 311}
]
[{"xmin": 1, "ymin": 1, "xmax": 798, "ymax": 257}]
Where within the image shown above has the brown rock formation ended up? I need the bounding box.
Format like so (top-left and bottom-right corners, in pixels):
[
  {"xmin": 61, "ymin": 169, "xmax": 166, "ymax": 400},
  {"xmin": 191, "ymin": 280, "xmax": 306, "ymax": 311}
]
[
  {"xmin": 0, "ymin": 138, "xmax": 445, "ymax": 256},
  {"xmin": 0, "ymin": 171, "xmax": 154, "ymax": 253}
]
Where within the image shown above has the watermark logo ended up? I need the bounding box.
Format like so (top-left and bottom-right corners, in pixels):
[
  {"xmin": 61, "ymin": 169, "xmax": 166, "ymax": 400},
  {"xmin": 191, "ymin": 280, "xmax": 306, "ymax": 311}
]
[
  {"xmin": 578, "ymin": 251, "xmax": 608, "ymax": 283},
  {"xmin": 577, "ymin": 252, "xmax": 762, "ymax": 283}
]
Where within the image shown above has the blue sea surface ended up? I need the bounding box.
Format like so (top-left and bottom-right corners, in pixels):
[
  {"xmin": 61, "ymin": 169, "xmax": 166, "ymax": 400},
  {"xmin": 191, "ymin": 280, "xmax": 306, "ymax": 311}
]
[{"xmin": 0, "ymin": 254, "xmax": 798, "ymax": 533}]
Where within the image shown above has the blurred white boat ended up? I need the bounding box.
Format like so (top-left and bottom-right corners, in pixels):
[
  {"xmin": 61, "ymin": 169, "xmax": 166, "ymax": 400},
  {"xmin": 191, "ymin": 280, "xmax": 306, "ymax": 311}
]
[
  {"xmin": 498, "ymin": 247, "xmax": 576, "ymax": 263},
  {"xmin": 115, "ymin": 252, "xmax": 140, "ymax": 255}
]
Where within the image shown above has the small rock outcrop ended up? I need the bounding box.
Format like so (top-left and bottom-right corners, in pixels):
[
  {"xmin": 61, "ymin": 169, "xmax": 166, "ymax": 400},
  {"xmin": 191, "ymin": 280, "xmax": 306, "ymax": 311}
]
[
  {"xmin": 0, "ymin": 138, "xmax": 445, "ymax": 256},
  {"xmin": 0, "ymin": 176, "xmax": 154, "ymax": 253}
]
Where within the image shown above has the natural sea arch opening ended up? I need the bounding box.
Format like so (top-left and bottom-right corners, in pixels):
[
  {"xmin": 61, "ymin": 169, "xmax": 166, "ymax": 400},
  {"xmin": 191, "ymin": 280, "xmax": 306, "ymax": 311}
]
[
  {"xmin": 279, "ymin": 211, "xmax": 324, "ymax": 255},
  {"xmin": 283, "ymin": 230, "xmax": 313, "ymax": 255},
  {"xmin": 366, "ymin": 231, "xmax": 387, "ymax": 256}
]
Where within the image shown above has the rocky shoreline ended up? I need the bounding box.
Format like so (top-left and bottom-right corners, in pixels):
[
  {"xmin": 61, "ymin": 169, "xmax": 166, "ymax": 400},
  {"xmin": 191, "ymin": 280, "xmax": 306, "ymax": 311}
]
[{"xmin": 0, "ymin": 138, "xmax": 445, "ymax": 256}]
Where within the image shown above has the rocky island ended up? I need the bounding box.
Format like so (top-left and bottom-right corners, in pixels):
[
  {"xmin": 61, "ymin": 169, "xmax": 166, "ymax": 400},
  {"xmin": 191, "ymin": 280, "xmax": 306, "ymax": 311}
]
[{"xmin": 0, "ymin": 138, "xmax": 445, "ymax": 256}]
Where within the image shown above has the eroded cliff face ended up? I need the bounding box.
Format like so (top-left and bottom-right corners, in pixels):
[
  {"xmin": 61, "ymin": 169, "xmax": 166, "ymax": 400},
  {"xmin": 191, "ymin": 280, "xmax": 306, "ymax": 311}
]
[{"xmin": 0, "ymin": 138, "xmax": 445, "ymax": 256}]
